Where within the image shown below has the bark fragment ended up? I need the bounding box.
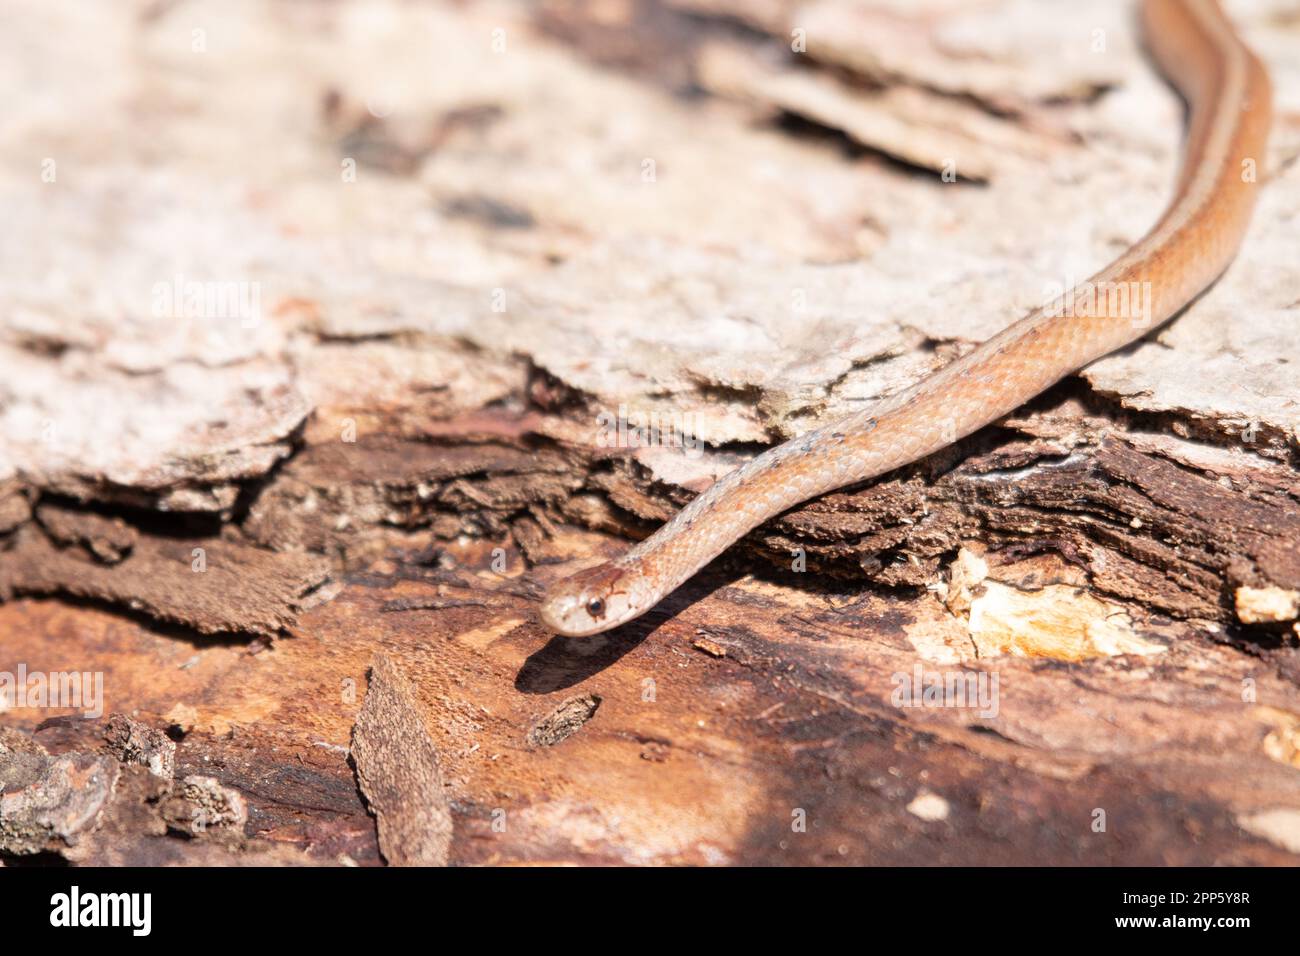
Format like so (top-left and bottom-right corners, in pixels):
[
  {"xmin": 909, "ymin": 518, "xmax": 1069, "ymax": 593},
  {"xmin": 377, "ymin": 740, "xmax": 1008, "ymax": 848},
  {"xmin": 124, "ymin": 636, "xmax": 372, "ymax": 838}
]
[
  {"xmin": 350, "ymin": 653, "xmax": 454, "ymax": 866},
  {"xmin": 0, "ymin": 524, "xmax": 331, "ymax": 637}
]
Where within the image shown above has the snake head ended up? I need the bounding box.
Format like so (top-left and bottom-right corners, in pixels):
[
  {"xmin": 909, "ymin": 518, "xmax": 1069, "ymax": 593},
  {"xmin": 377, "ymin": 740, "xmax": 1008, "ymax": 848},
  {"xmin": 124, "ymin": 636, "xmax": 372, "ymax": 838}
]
[{"xmin": 539, "ymin": 563, "xmax": 636, "ymax": 637}]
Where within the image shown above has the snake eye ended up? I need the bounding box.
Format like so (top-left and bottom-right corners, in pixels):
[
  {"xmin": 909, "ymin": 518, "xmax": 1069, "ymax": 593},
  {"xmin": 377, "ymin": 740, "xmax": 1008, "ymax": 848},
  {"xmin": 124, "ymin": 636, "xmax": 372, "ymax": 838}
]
[{"xmin": 586, "ymin": 598, "xmax": 606, "ymax": 618}]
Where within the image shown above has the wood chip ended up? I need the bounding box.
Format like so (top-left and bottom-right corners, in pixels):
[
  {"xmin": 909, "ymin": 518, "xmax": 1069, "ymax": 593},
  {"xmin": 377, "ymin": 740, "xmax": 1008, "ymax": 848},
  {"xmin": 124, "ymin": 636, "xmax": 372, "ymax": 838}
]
[{"xmin": 350, "ymin": 653, "xmax": 453, "ymax": 866}]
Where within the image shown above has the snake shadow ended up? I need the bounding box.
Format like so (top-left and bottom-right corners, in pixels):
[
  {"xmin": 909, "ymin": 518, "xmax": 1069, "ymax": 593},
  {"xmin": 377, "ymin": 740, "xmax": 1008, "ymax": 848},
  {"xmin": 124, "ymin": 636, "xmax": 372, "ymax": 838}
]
[{"xmin": 514, "ymin": 568, "xmax": 737, "ymax": 694}]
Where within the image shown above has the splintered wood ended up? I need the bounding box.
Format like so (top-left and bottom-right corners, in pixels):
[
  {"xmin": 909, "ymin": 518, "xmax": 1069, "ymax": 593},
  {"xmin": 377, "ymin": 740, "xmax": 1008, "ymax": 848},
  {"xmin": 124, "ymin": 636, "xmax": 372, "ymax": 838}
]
[{"xmin": 0, "ymin": 0, "xmax": 1299, "ymax": 865}]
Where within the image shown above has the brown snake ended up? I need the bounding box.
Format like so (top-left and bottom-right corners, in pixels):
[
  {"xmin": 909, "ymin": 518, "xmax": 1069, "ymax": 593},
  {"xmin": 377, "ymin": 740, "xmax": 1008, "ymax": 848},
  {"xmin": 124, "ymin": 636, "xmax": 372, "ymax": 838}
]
[{"xmin": 540, "ymin": 0, "xmax": 1273, "ymax": 637}]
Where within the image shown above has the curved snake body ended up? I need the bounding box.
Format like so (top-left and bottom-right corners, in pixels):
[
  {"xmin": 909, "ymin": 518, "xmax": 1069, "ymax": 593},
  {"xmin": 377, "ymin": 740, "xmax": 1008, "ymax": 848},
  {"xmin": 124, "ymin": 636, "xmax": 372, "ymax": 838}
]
[{"xmin": 540, "ymin": 0, "xmax": 1273, "ymax": 637}]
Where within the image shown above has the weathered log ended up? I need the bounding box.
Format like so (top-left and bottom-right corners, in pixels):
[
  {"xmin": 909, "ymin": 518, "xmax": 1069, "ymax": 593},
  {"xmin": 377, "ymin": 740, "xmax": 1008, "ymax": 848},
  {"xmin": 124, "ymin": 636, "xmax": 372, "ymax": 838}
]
[{"xmin": 1, "ymin": 0, "xmax": 1298, "ymax": 866}]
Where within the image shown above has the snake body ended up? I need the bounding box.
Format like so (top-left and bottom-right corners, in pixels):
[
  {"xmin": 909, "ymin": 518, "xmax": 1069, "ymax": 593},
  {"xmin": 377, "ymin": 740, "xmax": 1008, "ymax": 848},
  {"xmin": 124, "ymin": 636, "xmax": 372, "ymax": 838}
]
[{"xmin": 540, "ymin": 0, "xmax": 1272, "ymax": 637}]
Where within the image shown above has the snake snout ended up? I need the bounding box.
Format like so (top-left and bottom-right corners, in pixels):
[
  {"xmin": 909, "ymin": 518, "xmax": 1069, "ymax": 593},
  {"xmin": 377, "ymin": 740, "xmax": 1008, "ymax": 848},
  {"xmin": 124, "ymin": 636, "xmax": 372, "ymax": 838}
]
[
  {"xmin": 538, "ymin": 563, "xmax": 631, "ymax": 637},
  {"xmin": 537, "ymin": 590, "xmax": 574, "ymax": 633}
]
